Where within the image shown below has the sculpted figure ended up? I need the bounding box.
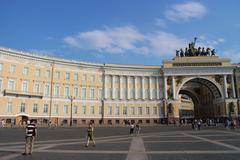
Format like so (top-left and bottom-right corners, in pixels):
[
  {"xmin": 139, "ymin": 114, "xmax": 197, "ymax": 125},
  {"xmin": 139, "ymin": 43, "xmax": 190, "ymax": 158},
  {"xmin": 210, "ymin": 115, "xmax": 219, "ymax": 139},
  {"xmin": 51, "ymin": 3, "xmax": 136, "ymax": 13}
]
[
  {"xmin": 180, "ymin": 48, "xmax": 184, "ymax": 57},
  {"xmin": 211, "ymin": 49, "xmax": 216, "ymax": 56},
  {"xmin": 176, "ymin": 50, "xmax": 180, "ymax": 57}
]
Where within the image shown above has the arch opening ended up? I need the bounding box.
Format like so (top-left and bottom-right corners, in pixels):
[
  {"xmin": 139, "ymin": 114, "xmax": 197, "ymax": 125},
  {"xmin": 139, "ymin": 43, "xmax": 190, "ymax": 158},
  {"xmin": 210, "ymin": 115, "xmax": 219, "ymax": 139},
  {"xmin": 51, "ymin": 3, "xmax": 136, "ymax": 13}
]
[{"xmin": 178, "ymin": 77, "xmax": 223, "ymax": 121}]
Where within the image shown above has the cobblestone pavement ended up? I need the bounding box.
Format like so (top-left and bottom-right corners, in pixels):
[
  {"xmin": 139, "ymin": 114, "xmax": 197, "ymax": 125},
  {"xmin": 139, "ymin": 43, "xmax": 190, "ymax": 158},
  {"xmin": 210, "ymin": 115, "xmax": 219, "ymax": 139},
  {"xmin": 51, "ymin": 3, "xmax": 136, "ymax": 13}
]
[{"xmin": 1, "ymin": 126, "xmax": 240, "ymax": 160}]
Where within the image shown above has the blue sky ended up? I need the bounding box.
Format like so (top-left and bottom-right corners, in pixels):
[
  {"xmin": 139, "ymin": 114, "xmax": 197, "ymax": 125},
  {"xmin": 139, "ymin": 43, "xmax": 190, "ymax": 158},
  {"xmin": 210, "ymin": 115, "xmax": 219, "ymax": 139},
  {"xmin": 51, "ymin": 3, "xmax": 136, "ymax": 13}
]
[{"xmin": 0, "ymin": 0, "xmax": 240, "ymax": 65}]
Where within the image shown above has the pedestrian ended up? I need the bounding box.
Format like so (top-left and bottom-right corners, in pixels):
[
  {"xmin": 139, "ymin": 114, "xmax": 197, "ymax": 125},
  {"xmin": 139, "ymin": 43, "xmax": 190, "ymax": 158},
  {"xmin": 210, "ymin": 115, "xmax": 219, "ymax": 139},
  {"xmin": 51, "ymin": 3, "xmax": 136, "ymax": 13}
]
[
  {"xmin": 129, "ymin": 123, "xmax": 134, "ymax": 135},
  {"xmin": 85, "ymin": 123, "xmax": 96, "ymax": 147},
  {"xmin": 197, "ymin": 119, "xmax": 202, "ymax": 130},
  {"xmin": 22, "ymin": 119, "xmax": 37, "ymax": 156},
  {"xmin": 1, "ymin": 119, "xmax": 5, "ymax": 128},
  {"xmin": 135, "ymin": 122, "xmax": 140, "ymax": 135}
]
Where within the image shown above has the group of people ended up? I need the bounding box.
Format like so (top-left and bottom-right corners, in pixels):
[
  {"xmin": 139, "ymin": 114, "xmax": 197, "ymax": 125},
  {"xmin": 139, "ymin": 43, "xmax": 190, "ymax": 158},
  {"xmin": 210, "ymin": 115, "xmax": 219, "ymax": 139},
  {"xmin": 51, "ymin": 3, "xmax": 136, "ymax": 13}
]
[
  {"xmin": 129, "ymin": 122, "xmax": 141, "ymax": 135},
  {"xmin": 191, "ymin": 119, "xmax": 202, "ymax": 130},
  {"xmin": 22, "ymin": 121, "xmax": 96, "ymax": 156}
]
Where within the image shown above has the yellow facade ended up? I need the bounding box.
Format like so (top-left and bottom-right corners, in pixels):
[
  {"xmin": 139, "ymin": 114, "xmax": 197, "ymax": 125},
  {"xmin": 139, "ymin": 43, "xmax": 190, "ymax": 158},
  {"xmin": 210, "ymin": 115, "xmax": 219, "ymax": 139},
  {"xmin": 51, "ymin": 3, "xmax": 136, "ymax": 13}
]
[{"xmin": 0, "ymin": 48, "xmax": 239, "ymax": 126}]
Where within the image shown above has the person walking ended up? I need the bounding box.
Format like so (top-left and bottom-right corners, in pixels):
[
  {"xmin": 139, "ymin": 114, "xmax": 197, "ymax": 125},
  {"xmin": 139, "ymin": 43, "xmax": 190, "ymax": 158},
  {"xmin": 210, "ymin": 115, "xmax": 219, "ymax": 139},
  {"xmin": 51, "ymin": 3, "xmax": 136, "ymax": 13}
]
[
  {"xmin": 22, "ymin": 119, "xmax": 37, "ymax": 155},
  {"xmin": 129, "ymin": 122, "xmax": 135, "ymax": 135},
  {"xmin": 135, "ymin": 122, "xmax": 141, "ymax": 135},
  {"xmin": 85, "ymin": 123, "xmax": 96, "ymax": 147}
]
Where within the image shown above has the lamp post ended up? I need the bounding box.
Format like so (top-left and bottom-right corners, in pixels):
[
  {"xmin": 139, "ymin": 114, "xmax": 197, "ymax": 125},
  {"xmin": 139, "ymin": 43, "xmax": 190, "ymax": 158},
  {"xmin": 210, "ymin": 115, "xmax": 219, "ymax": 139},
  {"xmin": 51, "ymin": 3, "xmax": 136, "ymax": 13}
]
[
  {"xmin": 162, "ymin": 98, "xmax": 169, "ymax": 125},
  {"xmin": 68, "ymin": 96, "xmax": 75, "ymax": 126},
  {"xmin": 101, "ymin": 98, "xmax": 104, "ymax": 125}
]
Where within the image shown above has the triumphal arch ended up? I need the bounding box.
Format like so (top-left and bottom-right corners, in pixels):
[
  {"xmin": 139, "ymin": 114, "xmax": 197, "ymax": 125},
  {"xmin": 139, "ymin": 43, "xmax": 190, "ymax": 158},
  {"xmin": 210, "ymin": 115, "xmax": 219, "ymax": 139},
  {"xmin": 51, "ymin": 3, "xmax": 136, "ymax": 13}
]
[{"xmin": 162, "ymin": 40, "xmax": 239, "ymax": 123}]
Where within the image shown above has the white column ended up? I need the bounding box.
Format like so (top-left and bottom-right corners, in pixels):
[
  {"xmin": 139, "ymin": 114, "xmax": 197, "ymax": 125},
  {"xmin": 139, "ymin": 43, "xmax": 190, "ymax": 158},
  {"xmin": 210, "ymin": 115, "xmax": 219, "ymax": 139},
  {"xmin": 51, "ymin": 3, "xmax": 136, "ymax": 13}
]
[
  {"xmin": 112, "ymin": 75, "xmax": 115, "ymax": 99},
  {"xmin": 172, "ymin": 76, "xmax": 175, "ymax": 99},
  {"xmin": 156, "ymin": 77, "xmax": 160, "ymax": 99},
  {"xmin": 231, "ymin": 75, "xmax": 236, "ymax": 98},
  {"xmin": 119, "ymin": 76, "xmax": 123, "ymax": 100},
  {"xmin": 142, "ymin": 77, "xmax": 145, "ymax": 100},
  {"xmin": 164, "ymin": 76, "xmax": 168, "ymax": 99},
  {"xmin": 127, "ymin": 76, "xmax": 130, "ymax": 100},
  {"xmin": 149, "ymin": 77, "xmax": 152, "ymax": 100},
  {"xmin": 134, "ymin": 76, "xmax": 137, "ymax": 100},
  {"xmin": 104, "ymin": 75, "xmax": 108, "ymax": 99},
  {"xmin": 223, "ymin": 75, "xmax": 228, "ymax": 98}
]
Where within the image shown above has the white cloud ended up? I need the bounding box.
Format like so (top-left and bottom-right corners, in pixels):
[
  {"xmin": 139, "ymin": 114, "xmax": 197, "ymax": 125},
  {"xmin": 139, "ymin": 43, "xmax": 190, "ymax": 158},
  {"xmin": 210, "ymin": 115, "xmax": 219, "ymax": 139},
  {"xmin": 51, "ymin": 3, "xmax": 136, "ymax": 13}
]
[
  {"xmin": 64, "ymin": 26, "xmax": 187, "ymax": 57},
  {"xmin": 165, "ymin": 1, "xmax": 207, "ymax": 21},
  {"xmin": 155, "ymin": 18, "xmax": 167, "ymax": 28},
  {"xmin": 222, "ymin": 49, "xmax": 240, "ymax": 63},
  {"xmin": 148, "ymin": 32, "xmax": 187, "ymax": 56},
  {"xmin": 64, "ymin": 26, "xmax": 147, "ymax": 55}
]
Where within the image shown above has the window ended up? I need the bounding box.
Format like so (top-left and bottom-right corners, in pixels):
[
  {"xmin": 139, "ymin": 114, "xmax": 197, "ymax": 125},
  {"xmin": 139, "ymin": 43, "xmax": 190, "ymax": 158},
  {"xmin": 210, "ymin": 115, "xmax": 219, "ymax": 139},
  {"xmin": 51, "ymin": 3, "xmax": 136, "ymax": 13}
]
[
  {"xmin": 45, "ymin": 70, "xmax": 50, "ymax": 78},
  {"xmin": 130, "ymin": 89, "xmax": 134, "ymax": 98},
  {"xmin": 0, "ymin": 79, "xmax": 2, "ymax": 91},
  {"xmin": 73, "ymin": 86, "xmax": 78, "ymax": 97},
  {"xmin": 65, "ymin": 72, "xmax": 70, "ymax": 80},
  {"xmin": 43, "ymin": 104, "xmax": 48, "ymax": 113},
  {"xmin": 55, "ymin": 71, "xmax": 60, "ymax": 79},
  {"xmin": 54, "ymin": 85, "xmax": 60, "ymax": 97},
  {"xmin": 90, "ymin": 106, "xmax": 94, "ymax": 114},
  {"xmin": 64, "ymin": 105, "xmax": 68, "ymax": 114},
  {"xmin": 146, "ymin": 107, "xmax": 150, "ymax": 115},
  {"xmin": 20, "ymin": 103, "xmax": 26, "ymax": 113},
  {"xmin": 115, "ymin": 88, "xmax": 119, "ymax": 99},
  {"xmin": 108, "ymin": 106, "xmax": 112, "ymax": 115},
  {"xmin": 90, "ymin": 88, "xmax": 95, "ymax": 99},
  {"xmin": 99, "ymin": 88, "xmax": 103, "ymax": 99},
  {"xmin": 33, "ymin": 104, "xmax": 38, "ymax": 113},
  {"xmin": 116, "ymin": 106, "xmax": 120, "ymax": 115},
  {"xmin": 131, "ymin": 107, "xmax": 135, "ymax": 115},
  {"xmin": 21, "ymin": 81, "xmax": 28, "ymax": 92},
  {"xmin": 7, "ymin": 102, "xmax": 12, "ymax": 113},
  {"xmin": 138, "ymin": 107, "xmax": 142, "ymax": 115},
  {"xmin": 64, "ymin": 86, "xmax": 70, "ymax": 97},
  {"xmin": 82, "ymin": 74, "xmax": 87, "ymax": 81},
  {"xmin": 8, "ymin": 80, "xmax": 15, "ymax": 90},
  {"xmin": 10, "ymin": 64, "xmax": 16, "ymax": 73},
  {"xmin": 82, "ymin": 88, "xmax": 86, "ymax": 99},
  {"xmin": 23, "ymin": 67, "xmax": 29, "ymax": 75},
  {"xmin": 74, "ymin": 73, "xmax": 78, "ymax": 81},
  {"xmin": 34, "ymin": 83, "xmax": 40, "ymax": 93},
  {"xmin": 123, "ymin": 106, "xmax": 127, "ymax": 115},
  {"xmin": 54, "ymin": 104, "xmax": 59, "ymax": 114},
  {"xmin": 73, "ymin": 105, "xmax": 78, "ymax": 114},
  {"xmin": 44, "ymin": 84, "xmax": 50, "ymax": 96},
  {"xmin": 0, "ymin": 63, "xmax": 3, "ymax": 71},
  {"xmin": 153, "ymin": 106, "xmax": 157, "ymax": 115},
  {"xmin": 82, "ymin": 105, "xmax": 86, "ymax": 115},
  {"xmin": 35, "ymin": 68, "xmax": 41, "ymax": 77}
]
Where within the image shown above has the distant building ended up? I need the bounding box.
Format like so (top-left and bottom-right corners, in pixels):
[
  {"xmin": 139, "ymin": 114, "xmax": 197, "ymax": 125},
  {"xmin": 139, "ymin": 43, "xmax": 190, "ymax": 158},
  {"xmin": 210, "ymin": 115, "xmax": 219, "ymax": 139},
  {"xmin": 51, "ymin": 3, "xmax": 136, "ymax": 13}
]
[{"xmin": 0, "ymin": 47, "xmax": 239, "ymax": 126}]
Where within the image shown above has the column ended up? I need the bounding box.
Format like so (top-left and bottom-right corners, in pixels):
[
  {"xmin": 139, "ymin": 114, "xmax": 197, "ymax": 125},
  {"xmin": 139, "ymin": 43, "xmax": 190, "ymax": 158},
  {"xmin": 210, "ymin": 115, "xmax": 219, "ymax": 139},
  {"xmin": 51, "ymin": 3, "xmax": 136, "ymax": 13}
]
[
  {"xmin": 172, "ymin": 76, "xmax": 175, "ymax": 99},
  {"xmin": 156, "ymin": 77, "xmax": 160, "ymax": 99},
  {"xmin": 149, "ymin": 77, "xmax": 152, "ymax": 99},
  {"xmin": 119, "ymin": 76, "xmax": 123, "ymax": 99},
  {"xmin": 127, "ymin": 76, "xmax": 130, "ymax": 100},
  {"xmin": 104, "ymin": 75, "xmax": 108, "ymax": 99},
  {"xmin": 164, "ymin": 76, "xmax": 168, "ymax": 99},
  {"xmin": 142, "ymin": 77, "xmax": 145, "ymax": 100},
  {"xmin": 231, "ymin": 75, "xmax": 236, "ymax": 98},
  {"xmin": 223, "ymin": 75, "xmax": 228, "ymax": 98},
  {"xmin": 134, "ymin": 76, "xmax": 138, "ymax": 99},
  {"xmin": 112, "ymin": 75, "xmax": 115, "ymax": 99}
]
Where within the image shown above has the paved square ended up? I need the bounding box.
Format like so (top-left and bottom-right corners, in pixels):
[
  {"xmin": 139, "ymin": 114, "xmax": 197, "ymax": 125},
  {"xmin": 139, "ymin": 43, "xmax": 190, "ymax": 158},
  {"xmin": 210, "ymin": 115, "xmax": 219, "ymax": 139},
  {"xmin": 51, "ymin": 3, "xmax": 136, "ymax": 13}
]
[{"xmin": 1, "ymin": 126, "xmax": 240, "ymax": 160}]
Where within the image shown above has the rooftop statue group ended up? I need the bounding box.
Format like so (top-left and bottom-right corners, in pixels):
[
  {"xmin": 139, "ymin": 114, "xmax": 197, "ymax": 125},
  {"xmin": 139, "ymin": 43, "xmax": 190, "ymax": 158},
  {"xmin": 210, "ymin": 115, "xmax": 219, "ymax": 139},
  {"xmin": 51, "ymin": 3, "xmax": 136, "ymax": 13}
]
[{"xmin": 176, "ymin": 37, "xmax": 216, "ymax": 57}]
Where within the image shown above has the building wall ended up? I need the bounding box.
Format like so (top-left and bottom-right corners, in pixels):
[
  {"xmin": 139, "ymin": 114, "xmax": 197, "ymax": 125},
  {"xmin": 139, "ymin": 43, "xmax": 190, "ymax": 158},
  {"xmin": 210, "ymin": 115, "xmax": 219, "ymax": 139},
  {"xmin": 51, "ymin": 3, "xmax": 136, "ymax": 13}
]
[{"xmin": 0, "ymin": 48, "xmax": 164, "ymax": 126}]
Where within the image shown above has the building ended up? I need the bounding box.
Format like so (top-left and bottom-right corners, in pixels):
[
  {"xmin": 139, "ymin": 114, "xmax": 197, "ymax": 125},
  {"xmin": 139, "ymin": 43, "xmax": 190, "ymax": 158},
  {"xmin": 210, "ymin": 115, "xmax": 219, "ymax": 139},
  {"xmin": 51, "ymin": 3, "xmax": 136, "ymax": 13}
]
[{"xmin": 0, "ymin": 46, "xmax": 239, "ymax": 126}]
